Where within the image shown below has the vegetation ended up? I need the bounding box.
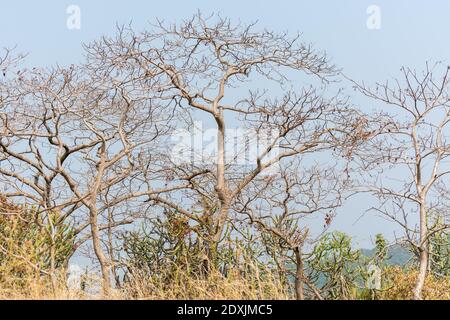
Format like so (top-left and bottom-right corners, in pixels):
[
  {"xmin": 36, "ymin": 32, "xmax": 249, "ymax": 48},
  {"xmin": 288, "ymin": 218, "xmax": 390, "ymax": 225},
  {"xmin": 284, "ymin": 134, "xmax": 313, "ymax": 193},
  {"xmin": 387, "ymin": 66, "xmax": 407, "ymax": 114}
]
[{"xmin": 0, "ymin": 13, "xmax": 448, "ymax": 300}]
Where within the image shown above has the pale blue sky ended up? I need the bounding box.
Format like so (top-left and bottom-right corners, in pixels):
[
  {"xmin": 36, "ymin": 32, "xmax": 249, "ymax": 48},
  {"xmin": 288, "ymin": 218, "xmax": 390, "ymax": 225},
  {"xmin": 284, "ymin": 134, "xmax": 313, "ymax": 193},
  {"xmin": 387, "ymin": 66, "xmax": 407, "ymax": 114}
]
[
  {"xmin": 1, "ymin": 0, "xmax": 449, "ymax": 247},
  {"xmin": 2, "ymin": 0, "xmax": 449, "ymax": 79}
]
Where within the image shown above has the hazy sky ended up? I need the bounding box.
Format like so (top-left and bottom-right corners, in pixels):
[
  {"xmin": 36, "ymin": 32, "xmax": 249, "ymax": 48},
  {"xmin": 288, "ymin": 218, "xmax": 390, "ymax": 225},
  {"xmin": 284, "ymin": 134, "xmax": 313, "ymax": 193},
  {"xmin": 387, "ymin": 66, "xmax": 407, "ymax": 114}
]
[{"xmin": 1, "ymin": 0, "xmax": 449, "ymax": 247}]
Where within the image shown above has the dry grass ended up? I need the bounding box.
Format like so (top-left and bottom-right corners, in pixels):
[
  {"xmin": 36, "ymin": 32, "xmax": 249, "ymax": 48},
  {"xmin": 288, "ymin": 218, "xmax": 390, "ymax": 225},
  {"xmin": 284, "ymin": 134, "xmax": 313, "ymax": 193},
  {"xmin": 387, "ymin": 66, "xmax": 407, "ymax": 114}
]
[
  {"xmin": 0, "ymin": 267, "xmax": 291, "ymax": 300},
  {"xmin": 378, "ymin": 266, "xmax": 450, "ymax": 300},
  {"xmin": 2, "ymin": 267, "xmax": 449, "ymax": 300},
  {"xmin": 1, "ymin": 264, "xmax": 448, "ymax": 300},
  {"xmin": 120, "ymin": 266, "xmax": 291, "ymax": 300}
]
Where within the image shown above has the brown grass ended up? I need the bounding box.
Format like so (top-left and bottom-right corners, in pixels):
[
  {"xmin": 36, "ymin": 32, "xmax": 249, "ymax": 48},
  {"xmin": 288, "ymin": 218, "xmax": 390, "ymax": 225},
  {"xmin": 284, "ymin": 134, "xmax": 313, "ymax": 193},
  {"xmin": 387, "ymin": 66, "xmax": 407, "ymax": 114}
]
[
  {"xmin": 0, "ymin": 267, "xmax": 291, "ymax": 300},
  {"xmin": 378, "ymin": 266, "xmax": 450, "ymax": 300},
  {"xmin": 1, "ymin": 264, "xmax": 448, "ymax": 300}
]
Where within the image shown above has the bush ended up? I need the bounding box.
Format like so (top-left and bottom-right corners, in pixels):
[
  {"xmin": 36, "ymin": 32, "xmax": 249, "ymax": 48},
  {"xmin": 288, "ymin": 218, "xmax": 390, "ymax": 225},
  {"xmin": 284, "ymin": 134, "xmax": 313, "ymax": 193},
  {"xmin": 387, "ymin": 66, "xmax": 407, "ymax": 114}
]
[
  {"xmin": 307, "ymin": 232, "xmax": 366, "ymax": 300},
  {"xmin": 379, "ymin": 266, "xmax": 450, "ymax": 300},
  {"xmin": 0, "ymin": 196, "xmax": 75, "ymax": 290}
]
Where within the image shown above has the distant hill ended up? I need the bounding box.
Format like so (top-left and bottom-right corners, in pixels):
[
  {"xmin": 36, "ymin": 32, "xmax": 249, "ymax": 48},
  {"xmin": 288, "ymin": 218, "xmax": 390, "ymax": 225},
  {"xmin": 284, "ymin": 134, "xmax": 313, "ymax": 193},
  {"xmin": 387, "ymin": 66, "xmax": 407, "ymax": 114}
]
[{"xmin": 361, "ymin": 244, "xmax": 414, "ymax": 266}]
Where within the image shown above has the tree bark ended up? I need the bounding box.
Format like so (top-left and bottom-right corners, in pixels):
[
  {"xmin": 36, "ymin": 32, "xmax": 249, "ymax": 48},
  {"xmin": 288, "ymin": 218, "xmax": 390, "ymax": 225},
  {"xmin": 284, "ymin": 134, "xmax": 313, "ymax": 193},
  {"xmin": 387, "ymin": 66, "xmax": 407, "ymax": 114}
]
[
  {"xmin": 413, "ymin": 202, "xmax": 428, "ymax": 300},
  {"xmin": 209, "ymin": 109, "xmax": 229, "ymax": 267},
  {"xmin": 49, "ymin": 239, "xmax": 57, "ymax": 298},
  {"xmin": 294, "ymin": 246, "xmax": 305, "ymax": 300},
  {"xmin": 90, "ymin": 207, "xmax": 111, "ymax": 296}
]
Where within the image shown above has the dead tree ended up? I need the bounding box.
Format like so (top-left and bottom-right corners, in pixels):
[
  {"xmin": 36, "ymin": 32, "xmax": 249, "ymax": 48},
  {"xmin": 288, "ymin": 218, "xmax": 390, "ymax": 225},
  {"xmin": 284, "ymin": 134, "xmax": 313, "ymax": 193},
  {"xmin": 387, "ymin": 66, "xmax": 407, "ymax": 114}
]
[
  {"xmin": 350, "ymin": 63, "xmax": 450, "ymax": 300},
  {"xmin": 234, "ymin": 160, "xmax": 347, "ymax": 299},
  {"xmin": 0, "ymin": 61, "xmax": 177, "ymax": 294},
  {"xmin": 83, "ymin": 14, "xmax": 359, "ymax": 265}
]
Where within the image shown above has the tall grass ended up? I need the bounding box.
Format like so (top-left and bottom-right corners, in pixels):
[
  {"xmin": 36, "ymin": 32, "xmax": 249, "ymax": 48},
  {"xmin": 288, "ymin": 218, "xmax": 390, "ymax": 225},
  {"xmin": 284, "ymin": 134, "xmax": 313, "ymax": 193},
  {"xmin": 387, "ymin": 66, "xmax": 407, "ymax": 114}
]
[{"xmin": 0, "ymin": 266, "xmax": 291, "ymax": 300}]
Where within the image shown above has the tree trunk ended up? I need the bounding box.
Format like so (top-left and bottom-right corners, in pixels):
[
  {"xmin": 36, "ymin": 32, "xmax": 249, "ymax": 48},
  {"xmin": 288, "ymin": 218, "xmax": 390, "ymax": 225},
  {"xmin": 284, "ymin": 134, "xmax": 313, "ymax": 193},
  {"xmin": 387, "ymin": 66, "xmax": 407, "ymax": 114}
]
[
  {"xmin": 294, "ymin": 246, "xmax": 305, "ymax": 300},
  {"xmin": 209, "ymin": 109, "xmax": 229, "ymax": 270},
  {"xmin": 206, "ymin": 204, "xmax": 229, "ymax": 272},
  {"xmin": 90, "ymin": 207, "xmax": 111, "ymax": 296},
  {"xmin": 413, "ymin": 202, "xmax": 428, "ymax": 300},
  {"xmin": 49, "ymin": 239, "xmax": 57, "ymax": 297}
]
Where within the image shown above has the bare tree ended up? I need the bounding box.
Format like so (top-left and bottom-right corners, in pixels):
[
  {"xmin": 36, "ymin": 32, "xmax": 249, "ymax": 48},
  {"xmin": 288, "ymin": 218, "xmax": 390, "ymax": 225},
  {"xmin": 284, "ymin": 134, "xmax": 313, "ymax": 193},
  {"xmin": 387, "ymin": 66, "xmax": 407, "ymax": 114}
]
[
  {"xmin": 350, "ymin": 63, "xmax": 450, "ymax": 299},
  {"xmin": 0, "ymin": 60, "xmax": 179, "ymax": 294},
  {"xmin": 234, "ymin": 160, "xmax": 347, "ymax": 299},
  {"xmin": 83, "ymin": 14, "xmax": 359, "ymax": 267},
  {"xmin": 0, "ymin": 15, "xmax": 373, "ymax": 298},
  {"xmin": 0, "ymin": 49, "xmax": 24, "ymax": 113}
]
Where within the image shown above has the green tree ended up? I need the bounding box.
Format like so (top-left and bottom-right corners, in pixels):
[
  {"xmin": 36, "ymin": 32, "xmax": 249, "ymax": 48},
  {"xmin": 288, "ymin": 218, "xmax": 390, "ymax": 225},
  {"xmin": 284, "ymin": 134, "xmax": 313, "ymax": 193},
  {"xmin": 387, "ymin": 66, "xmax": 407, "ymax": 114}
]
[{"xmin": 307, "ymin": 232, "xmax": 364, "ymax": 299}]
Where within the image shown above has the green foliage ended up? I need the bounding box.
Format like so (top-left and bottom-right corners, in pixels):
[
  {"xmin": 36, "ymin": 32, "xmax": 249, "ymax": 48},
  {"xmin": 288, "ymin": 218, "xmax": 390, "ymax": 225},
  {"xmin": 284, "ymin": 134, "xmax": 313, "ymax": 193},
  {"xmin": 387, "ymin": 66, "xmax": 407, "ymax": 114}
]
[
  {"xmin": 374, "ymin": 233, "xmax": 388, "ymax": 266},
  {"xmin": 120, "ymin": 213, "xmax": 275, "ymax": 293},
  {"xmin": 429, "ymin": 228, "xmax": 449, "ymax": 278},
  {"xmin": 0, "ymin": 197, "xmax": 75, "ymax": 284},
  {"xmin": 121, "ymin": 212, "xmax": 222, "ymax": 281},
  {"xmin": 121, "ymin": 214, "xmax": 204, "ymax": 278},
  {"xmin": 306, "ymin": 232, "xmax": 366, "ymax": 299},
  {"xmin": 361, "ymin": 244, "xmax": 413, "ymax": 266}
]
